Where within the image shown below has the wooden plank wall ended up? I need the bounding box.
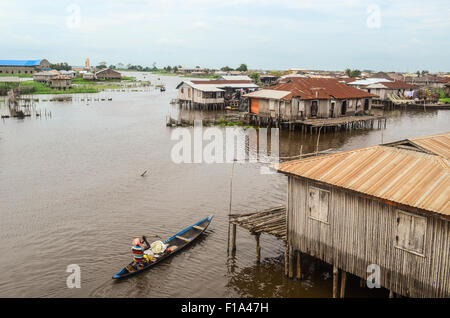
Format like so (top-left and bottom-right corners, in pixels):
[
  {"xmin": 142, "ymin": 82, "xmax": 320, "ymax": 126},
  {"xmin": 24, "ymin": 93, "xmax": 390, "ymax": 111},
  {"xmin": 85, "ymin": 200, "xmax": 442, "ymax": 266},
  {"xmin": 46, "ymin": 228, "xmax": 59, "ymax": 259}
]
[{"xmin": 287, "ymin": 176, "xmax": 450, "ymax": 297}]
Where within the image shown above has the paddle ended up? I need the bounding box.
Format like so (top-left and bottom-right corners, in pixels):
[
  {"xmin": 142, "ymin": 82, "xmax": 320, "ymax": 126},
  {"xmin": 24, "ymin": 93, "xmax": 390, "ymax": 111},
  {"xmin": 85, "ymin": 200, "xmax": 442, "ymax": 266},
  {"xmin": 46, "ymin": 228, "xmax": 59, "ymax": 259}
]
[{"xmin": 141, "ymin": 235, "xmax": 161, "ymax": 250}]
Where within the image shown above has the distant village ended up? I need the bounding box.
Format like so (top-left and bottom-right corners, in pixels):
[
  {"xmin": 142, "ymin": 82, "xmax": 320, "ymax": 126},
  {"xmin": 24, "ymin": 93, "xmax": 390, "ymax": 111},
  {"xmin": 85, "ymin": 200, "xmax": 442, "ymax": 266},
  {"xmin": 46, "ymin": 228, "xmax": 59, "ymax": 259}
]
[{"xmin": 1, "ymin": 58, "xmax": 449, "ymax": 130}]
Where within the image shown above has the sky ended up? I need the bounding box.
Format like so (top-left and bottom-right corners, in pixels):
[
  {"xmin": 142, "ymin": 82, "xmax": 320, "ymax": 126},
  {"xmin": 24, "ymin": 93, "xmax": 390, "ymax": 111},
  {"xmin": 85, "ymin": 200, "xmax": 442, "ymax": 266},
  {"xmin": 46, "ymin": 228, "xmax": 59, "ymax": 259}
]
[{"xmin": 0, "ymin": 0, "xmax": 449, "ymax": 72}]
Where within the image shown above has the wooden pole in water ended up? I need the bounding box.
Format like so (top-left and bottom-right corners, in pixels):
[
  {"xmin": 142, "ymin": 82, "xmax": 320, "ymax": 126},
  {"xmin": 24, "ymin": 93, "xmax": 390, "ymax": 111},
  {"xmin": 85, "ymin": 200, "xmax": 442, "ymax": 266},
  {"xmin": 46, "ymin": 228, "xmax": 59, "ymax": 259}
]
[
  {"xmin": 255, "ymin": 233, "xmax": 261, "ymax": 263},
  {"xmin": 288, "ymin": 245, "xmax": 294, "ymax": 278},
  {"xmin": 340, "ymin": 270, "xmax": 347, "ymax": 298},
  {"xmin": 284, "ymin": 242, "xmax": 289, "ymax": 276},
  {"xmin": 231, "ymin": 224, "xmax": 237, "ymax": 251},
  {"xmin": 227, "ymin": 159, "xmax": 236, "ymax": 255},
  {"xmin": 296, "ymin": 251, "xmax": 302, "ymax": 280},
  {"xmin": 332, "ymin": 265, "xmax": 339, "ymax": 298}
]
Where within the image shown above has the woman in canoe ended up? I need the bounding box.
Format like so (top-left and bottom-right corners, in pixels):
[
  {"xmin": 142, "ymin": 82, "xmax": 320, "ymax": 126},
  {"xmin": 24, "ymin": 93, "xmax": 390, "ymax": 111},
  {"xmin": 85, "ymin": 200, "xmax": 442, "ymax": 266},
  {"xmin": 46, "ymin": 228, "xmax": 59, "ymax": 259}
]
[{"xmin": 131, "ymin": 236, "xmax": 151, "ymax": 269}]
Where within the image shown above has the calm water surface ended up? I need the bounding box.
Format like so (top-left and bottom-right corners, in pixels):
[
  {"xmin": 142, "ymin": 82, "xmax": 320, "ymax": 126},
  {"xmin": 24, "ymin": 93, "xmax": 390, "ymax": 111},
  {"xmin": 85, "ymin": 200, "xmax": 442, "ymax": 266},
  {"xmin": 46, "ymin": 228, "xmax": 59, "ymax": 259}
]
[{"xmin": 0, "ymin": 72, "xmax": 448, "ymax": 297}]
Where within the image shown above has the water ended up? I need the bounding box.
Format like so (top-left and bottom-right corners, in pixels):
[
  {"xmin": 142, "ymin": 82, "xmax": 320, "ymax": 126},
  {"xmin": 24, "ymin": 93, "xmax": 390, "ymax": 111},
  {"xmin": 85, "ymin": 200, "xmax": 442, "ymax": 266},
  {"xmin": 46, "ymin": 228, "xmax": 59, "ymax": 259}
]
[{"xmin": 0, "ymin": 72, "xmax": 448, "ymax": 297}]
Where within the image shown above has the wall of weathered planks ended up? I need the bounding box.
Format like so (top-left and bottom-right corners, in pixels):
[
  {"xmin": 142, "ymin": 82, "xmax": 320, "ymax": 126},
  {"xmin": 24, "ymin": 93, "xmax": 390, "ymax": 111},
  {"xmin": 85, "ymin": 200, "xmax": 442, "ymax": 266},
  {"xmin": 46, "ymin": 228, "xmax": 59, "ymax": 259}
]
[{"xmin": 287, "ymin": 176, "xmax": 450, "ymax": 297}]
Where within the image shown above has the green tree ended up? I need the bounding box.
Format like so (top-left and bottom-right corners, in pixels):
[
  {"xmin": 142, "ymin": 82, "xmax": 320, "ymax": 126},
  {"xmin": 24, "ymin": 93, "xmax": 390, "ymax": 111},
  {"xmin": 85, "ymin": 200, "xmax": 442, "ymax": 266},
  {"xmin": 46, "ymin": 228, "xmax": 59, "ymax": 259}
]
[
  {"xmin": 345, "ymin": 68, "xmax": 361, "ymax": 78},
  {"xmin": 249, "ymin": 72, "xmax": 260, "ymax": 83},
  {"xmin": 221, "ymin": 66, "xmax": 233, "ymax": 72},
  {"xmin": 237, "ymin": 64, "xmax": 248, "ymax": 72},
  {"xmin": 50, "ymin": 62, "xmax": 72, "ymax": 71}
]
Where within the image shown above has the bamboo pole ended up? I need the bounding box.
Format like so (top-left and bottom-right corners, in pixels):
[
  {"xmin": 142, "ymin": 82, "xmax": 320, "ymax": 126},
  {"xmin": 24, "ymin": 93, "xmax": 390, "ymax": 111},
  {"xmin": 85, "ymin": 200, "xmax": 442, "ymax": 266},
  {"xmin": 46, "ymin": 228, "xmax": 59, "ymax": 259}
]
[
  {"xmin": 226, "ymin": 159, "xmax": 236, "ymax": 255},
  {"xmin": 333, "ymin": 266, "xmax": 339, "ymax": 298},
  {"xmin": 231, "ymin": 224, "xmax": 237, "ymax": 251},
  {"xmin": 340, "ymin": 271, "xmax": 347, "ymax": 298},
  {"xmin": 288, "ymin": 245, "xmax": 294, "ymax": 278},
  {"xmin": 296, "ymin": 251, "xmax": 302, "ymax": 280},
  {"xmin": 255, "ymin": 234, "xmax": 261, "ymax": 263},
  {"xmin": 284, "ymin": 242, "xmax": 289, "ymax": 276}
]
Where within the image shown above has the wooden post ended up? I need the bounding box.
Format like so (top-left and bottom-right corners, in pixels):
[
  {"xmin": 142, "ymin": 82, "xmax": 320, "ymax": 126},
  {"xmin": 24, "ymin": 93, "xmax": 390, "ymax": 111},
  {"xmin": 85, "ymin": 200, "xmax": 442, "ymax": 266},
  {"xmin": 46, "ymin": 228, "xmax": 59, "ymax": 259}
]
[
  {"xmin": 296, "ymin": 251, "xmax": 302, "ymax": 280},
  {"xmin": 231, "ymin": 224, "xmax": 237, "ymax": 251},
  {"xmin": 284, "ymin": 242, "xmax": 289, "ymax": 276},
  {"xmin": 340, "ymin": 270, "xmax": 347, "ymax": 298},
  {"xmin": 389, "ymin": 290, "xmax": 395, "ymax": 298},
  {"xmin": 255, "ymin": 233, "xmax": 261, "ymax": 263},
  {"xmin": 332, "ymin": 265, "xmax": 339, "ymax": 298},
  {"xmin": 288, "ymin": 245, "xmax": 294, "ymax": 278}
]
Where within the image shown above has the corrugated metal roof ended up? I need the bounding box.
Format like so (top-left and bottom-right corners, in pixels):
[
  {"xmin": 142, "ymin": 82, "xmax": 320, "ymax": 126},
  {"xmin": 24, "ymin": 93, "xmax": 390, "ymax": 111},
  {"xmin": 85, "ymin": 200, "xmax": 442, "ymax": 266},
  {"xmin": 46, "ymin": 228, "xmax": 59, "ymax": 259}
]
[
  {"xmin": 259, "ymin": 78, "xmax": 376, "ymax": 100},
  {"xmin": 410, "ymin": 132, "xmax": 450, "ymax": 160},
  {"xmin": 244, "ymin": 89, "xmax": 290, "ymax": 99},
  {"xmin": 177, "ymin": 80, "xmax": 258, "ymax": 91},
  {"xmin": 348, "ymin": 78, "xmax": 392, "ymax": 86},
  {"xmin": 0, "ymin": 60, "xmax": 41, "ymax": 66},
  {"xmin": 278, "ymin": 144, "xmax": 450, "ymax": 217},
  {"xmin": 218, "ymin": 75, "xmax": 252, "ymax": 81},
  {"xmin": 0, "ymin": 77, "xmax": 20, "ymax": 83}
]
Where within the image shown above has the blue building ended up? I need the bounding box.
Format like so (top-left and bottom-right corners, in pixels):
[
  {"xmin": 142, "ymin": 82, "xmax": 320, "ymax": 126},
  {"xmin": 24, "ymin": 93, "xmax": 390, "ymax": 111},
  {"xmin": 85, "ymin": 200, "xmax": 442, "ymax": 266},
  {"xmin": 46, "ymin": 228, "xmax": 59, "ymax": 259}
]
[{"xmin": 0, "ymin": 59, "xmax": 51, "ymax": 75}]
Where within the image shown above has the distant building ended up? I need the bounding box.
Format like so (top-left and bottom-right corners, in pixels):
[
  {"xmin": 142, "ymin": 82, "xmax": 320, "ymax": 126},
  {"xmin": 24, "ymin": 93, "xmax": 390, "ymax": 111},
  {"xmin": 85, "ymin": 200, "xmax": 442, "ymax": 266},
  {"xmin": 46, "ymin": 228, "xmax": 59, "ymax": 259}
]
[
  {"xmin": 95, "ymin": 68, "xmax": 121, "ymax": 80},
  {"xmin": 178, "ymin": 67, "xmax": 209, "ymax": 74},
  {"xmin": 217, "ymin": 75, "xmax": 253, "ymax": 81},
  {"xmin": 85, "ymin": 58, "xmax": 90, "ymax": 70},
  {"xmin": 0, "ymin": 59, "xmax": 50, "ymax": 75},
  {"xmin": 82, "ymin": 72, "xmax": 96, "ymax": 80},
  {"xmin": 49, "ymin": 75, "xmax": 72, "ymax": 90},
  {"xmin": 405, "ymin": 75, "xmax": 448, "ymax": 89},
  {"xmin": 59, "ymin": 70, "xmax": 77, "ymax": 78},
  {"xmin": 33, "ymin": 70, "xmax": 60, "ymax": 83},
  {"xmin": 244, "ymin": 78, "xmax": 376, "ymax": 121},
  {"xmin": 259, "ymin": 75, "xmax": 279, "ymax": 86},
  {"xmin": 176, "ymin": 80, "xmax": 258, "ymax": 109},
  {"xmin": 348, "ymin": 78, "xmax": 418, "ymax": 101}
]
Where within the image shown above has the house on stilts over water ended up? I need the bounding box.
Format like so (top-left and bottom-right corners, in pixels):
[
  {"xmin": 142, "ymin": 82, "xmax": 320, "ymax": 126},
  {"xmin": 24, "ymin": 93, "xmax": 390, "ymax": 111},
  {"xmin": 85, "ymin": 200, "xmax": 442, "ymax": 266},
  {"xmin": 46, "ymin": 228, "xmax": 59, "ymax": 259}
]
[
  {"xmin": 243, "ymin": 77, "xmax": 384, "ymax": 132},
  {"xmin": 176, "ymin": 80, "xmax": 259, "ymax": 110},
  {"xmin": 277, "ymin": 132, "xmax": 450, "ymax": 298}
]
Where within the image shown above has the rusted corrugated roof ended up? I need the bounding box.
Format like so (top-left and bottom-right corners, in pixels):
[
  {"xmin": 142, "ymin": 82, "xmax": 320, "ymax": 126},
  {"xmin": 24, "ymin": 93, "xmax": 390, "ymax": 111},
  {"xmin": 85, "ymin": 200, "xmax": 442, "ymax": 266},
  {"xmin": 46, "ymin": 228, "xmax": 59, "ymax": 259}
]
[
  {"xmin": 410, "ymin": 132, "xmax": 450, "ymax": 160},
  {"xmin": 265, "ymin": 78, "xmax": 377, "ymax": 100},
  {"xmin": 191, "ymin": 80, "xmax": 253, "ymax": 85},
  {"xmin": 278, "ymin": 144, "xmax": 450, "ymax": 217}
]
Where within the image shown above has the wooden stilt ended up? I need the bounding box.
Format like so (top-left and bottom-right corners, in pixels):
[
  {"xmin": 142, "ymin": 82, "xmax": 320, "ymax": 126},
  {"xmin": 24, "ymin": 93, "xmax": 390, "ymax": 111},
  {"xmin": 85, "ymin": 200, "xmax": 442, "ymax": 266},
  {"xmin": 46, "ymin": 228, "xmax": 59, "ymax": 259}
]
[
  {"xmin": 333, "ymin": 265, "xmax": 339, "ymax": 298},
  {"xmin": 340, "ymin": 270, "xmax": 347, "ymax": 298},
  {"xmin": 288, "ymin": 245, "xmax": 294, "ymax": 278},
  {"xmin": 296, "ymin": 251, "xmax": 302, "ymax": 280},
  {"xmin": 284, "ymin": 242, "xmax": 289, "ymax": 276},
  {"xmin": 231, "ymin": 224, "xmax": 237, "ymax": 251},
  {"xmin": 255, "ymin": 233, "xmax": 261, "ymax": 263},
  {"xmin": 389, "ymin": 290, "xmax": 395, "ymax": 298}
]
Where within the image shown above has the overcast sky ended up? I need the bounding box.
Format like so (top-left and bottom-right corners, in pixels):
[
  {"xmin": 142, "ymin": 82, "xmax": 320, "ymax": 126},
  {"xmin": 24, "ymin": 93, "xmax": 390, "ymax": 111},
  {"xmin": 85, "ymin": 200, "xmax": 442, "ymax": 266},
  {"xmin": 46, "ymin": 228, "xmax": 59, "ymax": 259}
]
[{"xmin": 1, "ymin": 0, "xmax": 449, "ymax": 72}]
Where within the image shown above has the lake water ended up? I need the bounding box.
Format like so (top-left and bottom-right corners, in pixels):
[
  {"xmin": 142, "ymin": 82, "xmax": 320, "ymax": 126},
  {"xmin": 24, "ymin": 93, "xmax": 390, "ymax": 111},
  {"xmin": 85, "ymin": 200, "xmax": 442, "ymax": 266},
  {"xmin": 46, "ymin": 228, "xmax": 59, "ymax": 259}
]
[{"xmin": 0, "ymin": 72, "xmax": 448, "ymax": 297}]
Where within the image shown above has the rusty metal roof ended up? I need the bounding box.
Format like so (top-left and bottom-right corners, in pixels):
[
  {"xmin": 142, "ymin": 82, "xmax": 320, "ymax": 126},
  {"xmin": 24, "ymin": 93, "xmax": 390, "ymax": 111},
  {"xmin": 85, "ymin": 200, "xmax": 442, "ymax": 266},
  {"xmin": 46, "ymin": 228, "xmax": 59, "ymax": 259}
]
[
  {"xmin": 410, "ymin": 132, "xmax": 450, "ymax": 160},
  {"xmin": 265, "ymin": 78, "xmax": 377, "ymax": 100},
  {"xmin": 278, "ymin": 144, "xmax": 450, "ymax": 218}
]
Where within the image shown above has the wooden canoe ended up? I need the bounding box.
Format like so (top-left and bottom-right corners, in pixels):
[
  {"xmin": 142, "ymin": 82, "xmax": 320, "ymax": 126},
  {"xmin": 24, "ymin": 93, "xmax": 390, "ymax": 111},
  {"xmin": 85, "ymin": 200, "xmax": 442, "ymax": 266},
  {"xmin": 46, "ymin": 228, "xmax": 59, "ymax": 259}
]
[{"xmin": 112, "ymin": 215, "xmax": 214, "ymax": 279}]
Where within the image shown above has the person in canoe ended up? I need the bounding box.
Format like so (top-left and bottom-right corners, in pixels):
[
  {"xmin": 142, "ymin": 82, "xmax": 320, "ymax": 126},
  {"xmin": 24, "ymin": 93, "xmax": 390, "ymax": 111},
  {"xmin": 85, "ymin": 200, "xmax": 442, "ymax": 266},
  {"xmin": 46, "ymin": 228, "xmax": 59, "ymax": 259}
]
[{"xmin": 131, "ymin": 236, "xmax": 152, "ymax": 269}]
